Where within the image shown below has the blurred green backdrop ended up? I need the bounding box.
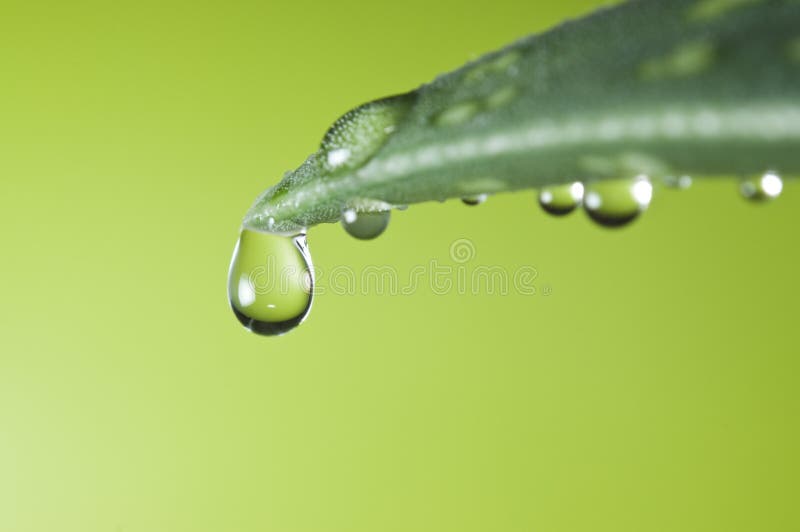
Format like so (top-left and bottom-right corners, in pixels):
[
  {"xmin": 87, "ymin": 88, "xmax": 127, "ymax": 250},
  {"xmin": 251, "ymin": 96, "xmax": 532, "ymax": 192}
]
[{"xmin": 1, "ymin": 1, "xmax": 798, "ymax": 531}]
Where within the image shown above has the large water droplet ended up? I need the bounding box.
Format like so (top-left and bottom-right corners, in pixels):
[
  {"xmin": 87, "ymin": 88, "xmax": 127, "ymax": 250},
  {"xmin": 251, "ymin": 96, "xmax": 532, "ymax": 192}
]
[
  {"xmin": 321, "ymin": 93, "xmax": 415, "ymax": 171},
  {"xmin": 583, "ymin": 176, "xmax": 653, "ymax": 228},
  {"xmin": 228, "ymin": 229, "xmax": 313, "ymax": 336},
  {"xmin": 341, "ymin": 209, "xmax": 391, "ymax": 240},
  {"xmin": 462, "ymin": 194, "xmax": 488, "ymax": 206},
  {"xmin": 740, "ymin": 172, "xmax": 783, "ymax": 202},
  {"xmin": 538, "ymin": 182, "xmax": 584, "ymax": 216}
]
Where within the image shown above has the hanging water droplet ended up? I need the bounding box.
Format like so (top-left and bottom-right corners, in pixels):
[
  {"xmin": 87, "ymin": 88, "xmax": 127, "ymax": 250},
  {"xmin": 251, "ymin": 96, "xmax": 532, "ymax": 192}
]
[
  {"xmin": 228, "ymin": 229, "xmax": 313, "ymax": 336},
  {"xmin": 341, "ymin": 209, "xmax": 391, "ymax": 240},
  {"xmin": 538, "ymin": 182, "xmax": 584, "ymax": 216},
  {"xmin": 462, "ymin": 194, "xmax": 488, "ymax": 206},
  {"xmin": 740, "ymin": 172, "xmax": 783, "ymax": 202},
  {"xmin": 583, "ymin": 176, "xmax": 653, "ymax": 228}
]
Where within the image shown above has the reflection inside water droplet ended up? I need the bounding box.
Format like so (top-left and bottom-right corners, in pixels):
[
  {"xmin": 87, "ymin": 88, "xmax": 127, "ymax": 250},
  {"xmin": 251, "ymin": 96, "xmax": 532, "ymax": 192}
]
[
  {"xmin": 741, "ymin": 172, "xmax": 783, "ymax": 202},
  {"xmin": 228, "ymin": 229, "xmax": 314, "ymax": 336},
  {"xmin": 341, "ymin": 210, "xmax": 391, "ymax": 240}
]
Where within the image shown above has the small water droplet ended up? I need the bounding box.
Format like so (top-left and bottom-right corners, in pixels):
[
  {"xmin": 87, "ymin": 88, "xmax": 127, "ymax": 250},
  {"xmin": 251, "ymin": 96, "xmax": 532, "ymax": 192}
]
[
  {"xmin": 663, "ymin": 175, "xmax": 693, "ymax": 189},
  {"xmin": 740, "ymin": 172, "xmax": 783, "ymax": 202},
  {"xmin": 228, "ymin": 229, "xmax": 314, "ymax": 336},
  {"xmin": 462, "ymin": 194, "xmax": 488, "ymax": 206},
  {"xmin": 583, "ymin": 176, "xmax": 653, "ymax": 228},
  {"xmin": 538, "ymin": 182, "xmax": 584, "ymax": 216},
  {"xmin": 341, "ymin": 210, "xmax": 391, "ymax": 240}
]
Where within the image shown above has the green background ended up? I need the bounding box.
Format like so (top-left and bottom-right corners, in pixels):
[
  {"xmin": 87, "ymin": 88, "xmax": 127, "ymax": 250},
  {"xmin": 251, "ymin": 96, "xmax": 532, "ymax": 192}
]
[{"xmin": 1, "ymin": 1, "xmax": 798, "ymax": 531}]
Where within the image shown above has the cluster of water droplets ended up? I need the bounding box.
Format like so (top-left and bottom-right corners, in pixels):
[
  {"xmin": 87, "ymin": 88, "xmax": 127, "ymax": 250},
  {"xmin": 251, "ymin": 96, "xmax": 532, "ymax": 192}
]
[
  {"xmin": 525, "ymin": 170, "xmax": 784, "ymax": 227},
  {"xmin": 226, "ymin": 95, "xmax": 417, "ymax": 335},
  {"xmin": 229, "ymin": 171, "xmax": 785, "ymax": 336},
  {"xmin": 532, "ymin": 176, "xmax": 655, "ymax": 227}
]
